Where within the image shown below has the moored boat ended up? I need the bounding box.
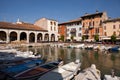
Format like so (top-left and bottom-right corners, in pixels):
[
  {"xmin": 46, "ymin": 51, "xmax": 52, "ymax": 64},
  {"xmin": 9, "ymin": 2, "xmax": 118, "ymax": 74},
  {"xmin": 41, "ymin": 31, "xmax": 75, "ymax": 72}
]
[
  {"xmin": 13, "ymin": 61, "xmax": 60, "ymax": 80},
  {"xmin": 75, "ymin": 64, "xmax": 101, "ymax": 80},
  {"xmin": 0, "ymin": 59, "xmax": 43, "ymax": 80},
  {"xmin": 38, "ymin": 59, "xmax": 81, "ymax": 80},
  {"xmin": 104, "ymin": 75, "xmax": 120, "ymax": 80},
  {"xmin": 108, "ymin": 46, "xmax": 120, "ymax": 52}
]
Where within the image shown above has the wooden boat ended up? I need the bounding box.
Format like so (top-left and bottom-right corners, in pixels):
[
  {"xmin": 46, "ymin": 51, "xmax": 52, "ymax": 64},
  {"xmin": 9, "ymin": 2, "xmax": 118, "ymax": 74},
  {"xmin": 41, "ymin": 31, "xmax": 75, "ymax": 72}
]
[
  {"xmin": 13, "ymin": 61, "xmax": 60, "ymax": 80},
  {"xmin": 75, "ymin": 64, "xmax": 101, "ymax": 80},
  {"xmin": 38, "ymin": 59, "xmax": 81, "ymax": 80},
  {"xmin": 0, "ymin": 59, "xmax": 43, "ymax": 80}
]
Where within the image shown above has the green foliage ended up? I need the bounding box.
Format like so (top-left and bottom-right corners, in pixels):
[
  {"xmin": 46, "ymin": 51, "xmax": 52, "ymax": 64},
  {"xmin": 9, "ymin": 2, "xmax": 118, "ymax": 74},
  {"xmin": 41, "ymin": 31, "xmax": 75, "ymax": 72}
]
[
  {"xmin": 111, "ymin": 34, "xmax": 116, "ymax": 43},
  {"xmin": 94, "ymin": 34, "xmax": 99, "ymax": 42},
  {"xmin": 71, "ymin": 35, "xmax": 74, "ymax": 41},
  {"xmin": 60, "ymin": 35, "xmax": 64, "ymax": 42},
  {"xmin": 82, "ymin": 35, "xmax": 85, "ymax": 41},
  {"xmin": 59, "ymin": 35, "xmax": 65, "ymax": 42}
]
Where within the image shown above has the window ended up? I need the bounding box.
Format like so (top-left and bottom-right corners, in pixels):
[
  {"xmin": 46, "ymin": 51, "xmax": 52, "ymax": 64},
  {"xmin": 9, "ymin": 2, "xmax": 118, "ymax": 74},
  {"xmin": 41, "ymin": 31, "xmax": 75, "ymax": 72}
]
[
  {"xmin": 77, "ymin": 22, "xmax": 79, "ymax": 25},
  {"xmin": 78, "ymin": 33, "xmax": 81, "ymax": 37},
  {"xmin": 67, "ymin": 34, "xmax": 69, "ymax": 37},
  {"xmin": 54, "ymin": 22, "xmax": 56, "ymax": 26},
  {"xmin": 93, "ymin": 21, "xmax": 94, "ymax": 26},
  {"xmin": 51, "ymin": 21, "xmax": 53, "ymax": 25},
  {"xmin": 89, "ymin": 22, "xmax": 91, "ymax": 26},
  {"xmin": 54, "ymin": 27, "xmax": 56, "ymax": 31},
  {"xmin": 96, "ymin": 28, "xmax": 99, "ymax": 33},
  {"xmin": 104, "ymin": 26, "xmax": 106, "ymax": 30},
  {"xmin": 51, "ymin": 26, "xmax": 52, "ymax": 31},
  {"xmin": 100, "ymin": 20, "xmax": 102, "ymax": 25},
  {"xmin": 67, "ymin": 29, "xmax": 69, "ymax": 31},
  {"xmin": 79, "ymin": 28, "xmax": 81, "ymax": 31},
  {"xmin": 104, "ymin": 32, "xmax": 107, "ymax": 36},
  {"xmin": 83, "ymin": 23, "xmax": 85, "ymax": 27},
  {"xmin": 113, "ymin": 25, "xmax": 116, "ymax": 29},
  {"xmin": 113, "ymin": 31, "xmax": 116, "ymax": 35}
]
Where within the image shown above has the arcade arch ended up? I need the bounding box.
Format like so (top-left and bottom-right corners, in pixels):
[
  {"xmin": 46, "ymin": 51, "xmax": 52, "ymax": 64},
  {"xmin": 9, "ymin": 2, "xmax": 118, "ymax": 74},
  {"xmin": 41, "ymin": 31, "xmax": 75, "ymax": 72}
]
[
  {"xmin": 0, "ymin": 31, "xmax": 6, "ymax": 41},
  {"xmin": 20, "ymin": 32, "xmax": 27, "ymax": 41},
  {"xmin": 29, "ymin": 33, "xmax": 35, "ymax": 43},
  {"xmin": 44, "ymin": 33, "xmax": 49, "ymax": 41},
  {"xmin": 37, "ymin": 33, "xmax": 42, "ymax": 42},
  {"xmin": 10, "ymin": 31, "xmax": 17, "ymax": 42},
  {"xmin": 51, "ymin": 34, "xmax": 55, "ymax": 41}
]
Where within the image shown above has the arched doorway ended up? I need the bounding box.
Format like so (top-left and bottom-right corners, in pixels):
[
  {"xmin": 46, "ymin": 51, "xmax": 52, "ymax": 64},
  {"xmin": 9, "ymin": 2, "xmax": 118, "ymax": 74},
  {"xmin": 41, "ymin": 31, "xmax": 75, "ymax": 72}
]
[
  {"xmin": 51, "ymin": 34, "xmax": 55, "ymax": 41},
  {"xmin": 0, "ymin": 31, "xmax": 7, "ymax": 41},
  {"xmin": 44, "ymin": 34, "xmax": 49, "ymax": 42},
  {"xmin": 20, "ymin": 32, "xmax": 27, "ymax": 41},
  {"xmin": 29, "ymin": 33, "xmax": 35, "ymax": 43},
  {"xmin": 10, "ymin": 31, "xmax": 17, "ymax": 42},
  {"xmin": 37, "ymin": 33, "xmax": 42, "ymax": 42}
]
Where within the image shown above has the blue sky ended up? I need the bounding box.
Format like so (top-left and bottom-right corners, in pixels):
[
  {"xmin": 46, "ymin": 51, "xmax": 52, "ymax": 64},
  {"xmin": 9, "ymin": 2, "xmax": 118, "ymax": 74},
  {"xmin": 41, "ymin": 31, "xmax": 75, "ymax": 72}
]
[{"xmin": 0, "ymin": 0, "xmax": 120, "ymax": 23}]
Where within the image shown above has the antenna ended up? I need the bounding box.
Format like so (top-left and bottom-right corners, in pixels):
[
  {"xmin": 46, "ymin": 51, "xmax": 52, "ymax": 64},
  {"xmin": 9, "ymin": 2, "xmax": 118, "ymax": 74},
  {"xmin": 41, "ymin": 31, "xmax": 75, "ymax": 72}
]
[{"xmin": 16, "ymin": 18, "xmax": 22, "ymax": 24}]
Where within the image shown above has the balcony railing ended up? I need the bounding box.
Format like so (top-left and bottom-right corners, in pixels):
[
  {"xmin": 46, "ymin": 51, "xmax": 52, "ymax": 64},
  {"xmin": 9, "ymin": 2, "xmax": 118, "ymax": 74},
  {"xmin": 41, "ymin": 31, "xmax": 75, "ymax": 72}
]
[{"xmin": 89, "ymin": 26, "xmax": 94, "ymax": 29}]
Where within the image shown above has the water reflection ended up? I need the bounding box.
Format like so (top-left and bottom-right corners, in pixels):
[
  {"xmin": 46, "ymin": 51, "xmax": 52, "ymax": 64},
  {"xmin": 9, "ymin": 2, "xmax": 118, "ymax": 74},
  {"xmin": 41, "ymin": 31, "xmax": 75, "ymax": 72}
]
[{"xmin": 17, "ymin": 46, "xmax": 120, "ymax": 77}]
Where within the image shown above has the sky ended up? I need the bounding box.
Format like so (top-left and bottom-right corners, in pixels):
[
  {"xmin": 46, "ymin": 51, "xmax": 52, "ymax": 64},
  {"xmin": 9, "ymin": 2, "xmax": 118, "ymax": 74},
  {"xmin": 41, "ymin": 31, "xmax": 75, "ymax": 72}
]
[{"xmin": 0, "ymin": 0, "xmax": 120, "ymax": 23}]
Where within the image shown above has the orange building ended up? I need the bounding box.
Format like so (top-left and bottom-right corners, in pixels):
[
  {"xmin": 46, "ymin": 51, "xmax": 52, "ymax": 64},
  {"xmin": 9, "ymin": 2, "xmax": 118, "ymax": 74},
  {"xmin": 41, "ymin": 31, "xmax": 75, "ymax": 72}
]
[
  {"xmin": 58, "ymin": 24, "xmax": 66, "ymax": 41},
  {"xmin": 81, "ymin": 11, "xmax": 108, "ymax": 41}
]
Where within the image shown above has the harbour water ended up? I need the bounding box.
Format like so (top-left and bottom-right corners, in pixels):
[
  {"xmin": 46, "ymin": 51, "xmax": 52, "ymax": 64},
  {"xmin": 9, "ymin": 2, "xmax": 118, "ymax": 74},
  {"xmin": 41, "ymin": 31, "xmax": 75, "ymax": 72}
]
[{"xmin": 17, "ymin": 45, "xmax": 120, "ymax": 78}]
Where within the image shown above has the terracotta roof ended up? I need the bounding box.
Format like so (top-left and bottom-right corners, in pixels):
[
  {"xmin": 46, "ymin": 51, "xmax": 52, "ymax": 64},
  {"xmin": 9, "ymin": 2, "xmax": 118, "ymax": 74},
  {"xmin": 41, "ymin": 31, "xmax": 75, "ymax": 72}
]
[
  {"xmin": 103, "ymin": 18, "xmax": 120, "ymax": 23},
  {"xmin": 59, "ymin": 18, "xmax": 82, "ymax": 25},
  {"xmin": 81, "ymin": 12, "xmax": 104, "ymax": 18},
  {"xmin": 0, "ymin": 22, "xmax": 48, "ymax": 32}
]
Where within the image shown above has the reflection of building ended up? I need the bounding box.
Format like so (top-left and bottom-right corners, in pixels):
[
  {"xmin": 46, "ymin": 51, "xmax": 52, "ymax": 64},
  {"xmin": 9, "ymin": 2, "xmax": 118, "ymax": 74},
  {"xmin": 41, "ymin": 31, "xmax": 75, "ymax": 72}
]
[
  {"xmin": 34, "ymin": 18, "xmax": 58, "ymax": 41},
  {"xmin": 102, "ymin": 18, "xmax": 120, "ymax": 41},
  {"xmin": 81, "ymin": 11, "xmax": 108, "ymax": 41},
  {"xmin": 59, "ymin": 18, "xmax": 82, "ymax": 41},
  {"xmin": 0, "ymin": 18, "xmax": 58, "ymax": 43}
]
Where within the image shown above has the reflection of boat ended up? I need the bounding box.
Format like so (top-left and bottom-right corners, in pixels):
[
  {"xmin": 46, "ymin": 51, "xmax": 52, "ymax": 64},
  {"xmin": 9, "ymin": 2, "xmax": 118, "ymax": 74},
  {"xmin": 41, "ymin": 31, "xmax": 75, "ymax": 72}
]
[
  {"xmin": 0, "ymin": 46, "xmax": 16, "ymax": 53},
  {"xmin": 75, "ymin": 64, "xmax": 101, "ymax": 80},
  {"xmin": 38, "ymin": 59, "xmax": 81, "ymax": 80},
  {"xmin": 13, "ymin": 61, "xmax": 60, "ymax": 80}
]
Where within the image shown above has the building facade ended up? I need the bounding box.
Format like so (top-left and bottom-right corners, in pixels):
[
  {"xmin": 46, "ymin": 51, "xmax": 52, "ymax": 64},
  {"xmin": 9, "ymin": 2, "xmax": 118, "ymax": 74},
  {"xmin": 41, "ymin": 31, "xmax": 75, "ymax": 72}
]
[
  {"xmin": 102, "ymin": 18, "xmax": 120, "ymax": 41},
  {"xmin": 34, "ymin": 18, "xmax": 58, "ymax": 41},
  {"xmin": 81, "ymin": 11, "xmax": 108, "ymax": 41},
  {"xmin": 59, "ymin": 18, "xmax": 82, "ymax": 41},
  {"xmin": 0, "ymin": 21, "xmax": 49, "ymax": 43}
]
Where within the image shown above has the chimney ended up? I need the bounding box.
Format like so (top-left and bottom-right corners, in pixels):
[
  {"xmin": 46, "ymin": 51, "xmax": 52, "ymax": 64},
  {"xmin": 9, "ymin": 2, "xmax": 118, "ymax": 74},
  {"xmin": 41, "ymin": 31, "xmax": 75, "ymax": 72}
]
[
  {"xmin": 16, "ymin": 18, "xmax": 22, "ymax": 24},
  {"xmin": 96, "ymin": 10, "xmax": 99, "ymax": 13}
]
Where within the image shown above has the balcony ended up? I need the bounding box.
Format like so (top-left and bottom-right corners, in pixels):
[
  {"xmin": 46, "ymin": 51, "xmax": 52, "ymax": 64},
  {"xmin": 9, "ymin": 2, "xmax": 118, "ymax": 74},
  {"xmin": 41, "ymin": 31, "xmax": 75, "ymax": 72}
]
[
  {"xmin": 70, "ymin": 29, "xmax": 76, "ymax": 33},
  {"xmin": 89, "ymin": 26, "xmax": 94, "ymax": 29}
]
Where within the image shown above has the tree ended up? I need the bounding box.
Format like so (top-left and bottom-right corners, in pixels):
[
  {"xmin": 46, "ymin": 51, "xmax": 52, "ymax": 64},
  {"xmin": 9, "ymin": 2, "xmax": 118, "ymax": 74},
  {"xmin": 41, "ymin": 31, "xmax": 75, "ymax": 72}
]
[
  {"xmin": 111, "ymin": 34, "xmax": 116, "ymax": 44},
  {"xmin": 60, "ymin": 35, "xmax": 64, "ymax": 42},
  {"xmin": 82, "ymin": 35, "xmax": 85, "ymax": 41},
  {"xmin": 71, "ymin": 35, "xmax": 74, "ymax": 42},
  {"xmin": 94, "ymin": 34, "xmax": 99, "ymax": 42}
]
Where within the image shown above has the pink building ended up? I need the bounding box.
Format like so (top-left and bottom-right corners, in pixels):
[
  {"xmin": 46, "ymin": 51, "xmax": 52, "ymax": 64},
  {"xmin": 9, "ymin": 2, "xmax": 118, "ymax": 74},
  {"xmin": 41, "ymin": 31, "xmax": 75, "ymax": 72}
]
[{"xmin": 102, "ymin": 18, "xmax": 120, "ymax": 41}]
